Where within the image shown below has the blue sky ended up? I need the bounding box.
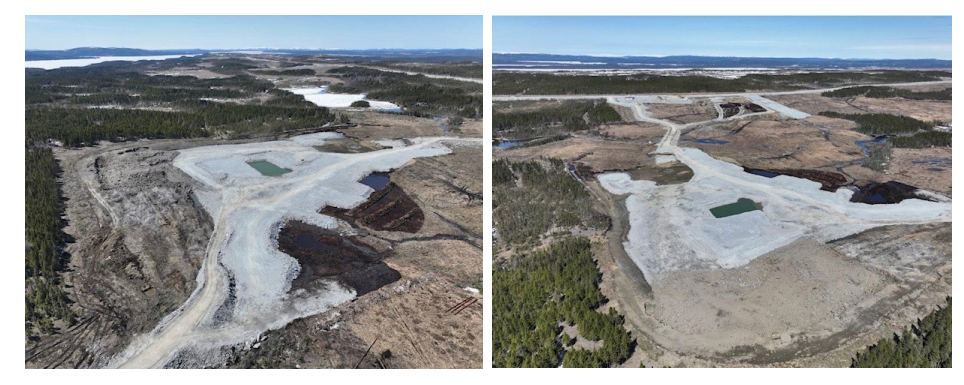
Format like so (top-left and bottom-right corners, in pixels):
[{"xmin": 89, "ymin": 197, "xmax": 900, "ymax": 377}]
[
  {"xmin": 26, "ymin": 16, "xmax": 482, "ymax": 50},
  {"xmin": 494, "ymin": 16, "xmax": 951, "ymax": 59}
]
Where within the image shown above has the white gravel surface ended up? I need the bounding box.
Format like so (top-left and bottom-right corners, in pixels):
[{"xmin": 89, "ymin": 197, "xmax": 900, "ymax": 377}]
[{"xmin": 111, "ymin": 133, "xmax": 479, "ymax": 368}]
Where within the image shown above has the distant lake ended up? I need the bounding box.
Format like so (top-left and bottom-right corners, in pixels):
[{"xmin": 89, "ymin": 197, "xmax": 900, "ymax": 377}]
[{"xmin": 25, "ymin": 55, "xmax": 198, "ymax": 70}]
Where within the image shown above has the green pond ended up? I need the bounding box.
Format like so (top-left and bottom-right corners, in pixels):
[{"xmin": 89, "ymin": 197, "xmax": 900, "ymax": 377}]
[
  {"xmin": 247, "ymin": 160, "xmax": 292, "ymax": 176},
  {"xmin": 710, "ymin": 198, "xmax": 762, "ymax": 218}
]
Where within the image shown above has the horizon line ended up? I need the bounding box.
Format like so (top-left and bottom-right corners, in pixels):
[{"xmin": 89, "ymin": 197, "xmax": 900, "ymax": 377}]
[{"xmin": 493, "ymin": 52, "xmax": 951, "ymax": 61}]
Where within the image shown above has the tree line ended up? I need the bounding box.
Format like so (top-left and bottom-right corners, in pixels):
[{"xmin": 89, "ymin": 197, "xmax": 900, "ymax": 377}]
[
  {"xmin": 493, "ymin": 237, "xmax": 635, "ymax": 368},
  {"xmin": 493, "ymin": 70, "xmax": 949, "ymax": 95},
  {"xmin": 26, "ymin": 68, "xmax": 343, "ymax": 147},
  {"xmin": 819, "ymin": 111, "xmax": 950, "ymax": 148},
  {"xmin": 822, "ymin": 86, "xmax": 952, "ymax": 100},
  {"xmin": 493, "ymin": 158, "xmax": 606, "ymax": 247},
  {"xmin": 373, "ymin": 61, "xmax": 483, "ymax": 79},
  {"xmin": 851, "ymin": 297, "xmax": 951, "ymax": 368},
  {"xmin": 250, "ymin": 68, "xmax": 316, "ymax": 76},
  {"xmin": 25, "ymin": 147, "xmax": 75, "ymax": 338},
  {"xmin": 493, "ymin": 100, "xmax": 621, "ymax": 139},
  {"xmin": 819, "ymin": 112, "xmax": 933, "ymax": 136}
]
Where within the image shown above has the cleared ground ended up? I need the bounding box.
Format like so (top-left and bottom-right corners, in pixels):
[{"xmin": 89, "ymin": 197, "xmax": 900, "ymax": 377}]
[
  {"xmin": 29, "ymin": 126, "xmax": 481, "ymax": 370},
  {"xmin": 767, "ymin": 93, "xmax": 952, "ymax": 123},
  {"xmin": 496, "ymin": 77, "xmax": 952, "ymax": 367},
  {"xmin": 497, "ymin": 136, "xmax": 655, "ymax": 173},
  {"xmin": 646, "ymin": 101, "xmax": 719, "ymax": 124}
]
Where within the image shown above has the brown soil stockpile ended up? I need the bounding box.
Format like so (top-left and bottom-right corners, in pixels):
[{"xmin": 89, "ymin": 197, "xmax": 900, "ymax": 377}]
[
  {"xmin": 322, "ymin": 182, "xmax": 424, "ymax": 233},
  {"xmin": 277, "ymin": 221, "xmax": 400, "ymax": 296}
]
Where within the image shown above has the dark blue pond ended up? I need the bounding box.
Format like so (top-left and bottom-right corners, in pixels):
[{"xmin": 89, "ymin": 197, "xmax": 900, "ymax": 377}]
[
  {"xmin": 494, "ymin": 140, "xmax": 523, "ymax": 148},
  {"xmin": 747, "ymin": 169, "xmax": 779, "ymax": 178},
  {"xmin": 360, "ymin": 172, "xmax": 391, "ymax": 190},
  {"xmin": 861, "ymin": 193, "xmax": 888, "ymax": 204},
  {"xmin": 855, "ymin": 136, "xmax": 888, "ymax": 156},
  {"xmin": 912, "ymin": 158, "xmax": 952, "ymax": 168},
  {"xmin": 683, "ymin": 138, "xmax": 729, "ymax": 145}
]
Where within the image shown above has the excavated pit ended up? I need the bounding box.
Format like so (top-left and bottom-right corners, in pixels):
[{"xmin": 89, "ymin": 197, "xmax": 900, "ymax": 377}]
[
  {"xmin": 741, "ymin": 167, "xmax": 937, "ymax": 204},
  {"xmin": 849, "ymin": 181, "xmax": 925, "ymax": 205},
  {"xmin": 322, "ymin": 179, "xmax": 425, "ymax": 233},
  {"xmin": 277, "ymin": 220, "xmax": 400, "ymax": 296},
  {"xmin": 742, "ymin": 167, "xmax": 848, "ymax": 192}
]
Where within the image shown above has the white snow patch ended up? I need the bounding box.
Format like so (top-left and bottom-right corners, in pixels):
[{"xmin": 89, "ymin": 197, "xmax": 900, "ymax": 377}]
[
  {"xmin": 285, "ymin": 87, "xmax": 402, "ymax": 110},
  {"xmin": 25, "ymin": 55, "xmax": 198, "ymax": 70},
  {"xmin": 599, "ymin": 147, "xmax": 952, "ymax": 282}
]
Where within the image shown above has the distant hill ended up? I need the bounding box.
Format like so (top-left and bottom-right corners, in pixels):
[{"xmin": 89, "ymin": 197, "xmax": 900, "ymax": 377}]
[
  {"xmin": 25, "ymin": 47, "xmax": 207, "ymax": 61},
  {"xmin": 26, "ymin": 48, "xmax": 483, "ymax": 62},
  {"xmin": 494, "ymin": 53, "xmax": 951, "ymax": 70}
]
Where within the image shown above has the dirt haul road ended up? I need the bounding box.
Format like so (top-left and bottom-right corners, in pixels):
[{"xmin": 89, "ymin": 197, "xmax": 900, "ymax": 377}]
[{"xmin": 112, "ymin": 135, "xmax": 479, "ymax": 368}]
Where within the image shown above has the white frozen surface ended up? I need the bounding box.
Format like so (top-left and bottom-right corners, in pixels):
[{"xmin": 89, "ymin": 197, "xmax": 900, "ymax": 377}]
[
  {"xmin": 285, "ymin": 87, "xmax": 402, "ymax": 110},
  {"xmin": 112, "ymin": 134, "xmax": 480, "ymax": 367},
  {"xmin": 25, "ymin": 55, "xmax": 198, "ymax": 70},
  {"xmin": 599, "ymin": 148, "xmax": 952, "ymax": 282},
  {"xmin": 745, "ymin": 94, "xmax": 811, "ymax": 119}
]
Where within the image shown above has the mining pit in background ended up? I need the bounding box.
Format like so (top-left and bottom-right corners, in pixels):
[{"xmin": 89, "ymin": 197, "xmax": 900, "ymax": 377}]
[
  {"xmin": 277, "ymin": 220, "xmax": 400, "ymax": 296},
  {"xmin": 720, "ymin": 102, "xmax": 766, "ymax": 118}
]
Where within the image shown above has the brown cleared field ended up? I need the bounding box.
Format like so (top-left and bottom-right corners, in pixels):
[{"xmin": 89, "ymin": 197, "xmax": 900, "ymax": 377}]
[
  {"xmin": 340, "ymin": 112, "xmax": 481, "ymax": 140},
  {"xmin": 598, "ymin": 122, "xmax": 668, "ymax": 140},
  {"xmin": 681, "ymin": 116, "xmax": 866, "ymax": 170},
  {"xmin": 889, "ymin": 147, "xmax": 953, "ymax": 196},
  {"xmin": 498, "ymin": 136, "xmax": 655, "ymax": 173},
  {"xmin": 768, "ymin": 93, "xmax": 952, "ymax": 122},
  {"xmin": 646, "ymin": 101, "xmax": 718, "ymax": 124}
]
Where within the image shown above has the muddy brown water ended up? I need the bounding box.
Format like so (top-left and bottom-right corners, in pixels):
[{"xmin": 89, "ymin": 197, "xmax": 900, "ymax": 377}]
[{"xmin": 278, "ymin": 221, "xmax": 400, "ymax": 296}]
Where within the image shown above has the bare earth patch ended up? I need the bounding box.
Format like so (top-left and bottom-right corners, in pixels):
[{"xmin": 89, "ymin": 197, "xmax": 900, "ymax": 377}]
[
  {"xmin": 646, "ymin": 101, "xmax": 718, "ymax": 124},
  {"xmin": 681, "ymin": 117, "xmax": 866, "ymax": 170},
  {"xmin": 499, "ymin": 136, "xmax": 654, "ymax": 173},
  {"xmin": 598, "ymin": 122, "xmax": 667, "ymax": 140},
  {"xmin": 889, "ymin": 147, "xmax": 953, "ymax": 197}
]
